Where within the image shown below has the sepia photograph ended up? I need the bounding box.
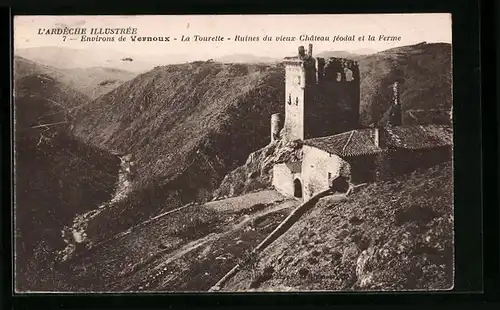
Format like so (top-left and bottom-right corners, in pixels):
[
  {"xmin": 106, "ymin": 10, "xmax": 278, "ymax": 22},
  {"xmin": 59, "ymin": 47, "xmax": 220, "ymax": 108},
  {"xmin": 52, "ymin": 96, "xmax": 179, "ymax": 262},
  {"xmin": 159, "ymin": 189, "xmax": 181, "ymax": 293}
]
[{"xmin": 13, "ymin": 14, "xmax": 453, "ymax": 293}]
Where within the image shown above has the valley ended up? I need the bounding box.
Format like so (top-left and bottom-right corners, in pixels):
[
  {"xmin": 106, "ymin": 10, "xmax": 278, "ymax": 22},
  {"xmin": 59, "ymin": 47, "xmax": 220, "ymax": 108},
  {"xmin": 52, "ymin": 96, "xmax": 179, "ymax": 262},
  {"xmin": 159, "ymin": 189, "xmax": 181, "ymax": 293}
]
[{"xmin": 14, "ymin": 41, "xmax": 453, "ymax": 292}]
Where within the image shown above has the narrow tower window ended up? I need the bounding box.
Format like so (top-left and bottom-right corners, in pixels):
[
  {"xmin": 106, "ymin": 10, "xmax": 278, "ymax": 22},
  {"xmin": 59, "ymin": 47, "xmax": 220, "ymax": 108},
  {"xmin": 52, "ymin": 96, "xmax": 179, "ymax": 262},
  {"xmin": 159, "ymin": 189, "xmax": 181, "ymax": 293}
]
[
  {"xmin": 295, "ymin": 97, "xmax": 299, "ymax": 105},
  {"xmin": 288, "ymin": 94, "xmax": 292, "ymax": 105},
  {"xmin": 297, "ymin": 76, "xmax": 301, "ymax": 85},
  {"xmin": 345, "ymin": 68, "xmax": 354, "ymax": 81}
]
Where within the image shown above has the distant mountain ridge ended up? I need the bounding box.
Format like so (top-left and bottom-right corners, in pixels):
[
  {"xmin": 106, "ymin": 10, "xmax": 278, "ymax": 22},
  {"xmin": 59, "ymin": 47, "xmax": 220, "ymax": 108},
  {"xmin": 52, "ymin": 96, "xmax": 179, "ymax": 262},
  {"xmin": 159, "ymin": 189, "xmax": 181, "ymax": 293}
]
[
  {"xmin": 16, "ymin": 47, "xmax": 158, "ymax": 73},
  {"xmin": 14, "ymin": 56, "xmax": 137, "ymax": 99},
  {"xmin": 315, "ymin": 50, "xmax": 365, "ymax": 60},
  {"xmin": 15, "ymin": 46, "xmax": 377, "ymax": 72},
  {"xmin": 214, "ymin": 53, "xmax": 279, "ymax": 64}
]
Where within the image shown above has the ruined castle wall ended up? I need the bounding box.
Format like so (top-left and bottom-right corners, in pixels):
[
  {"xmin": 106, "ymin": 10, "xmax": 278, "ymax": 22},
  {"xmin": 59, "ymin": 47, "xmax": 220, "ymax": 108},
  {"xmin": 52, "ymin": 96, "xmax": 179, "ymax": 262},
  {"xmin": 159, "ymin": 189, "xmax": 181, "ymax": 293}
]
[{"xmin": 304, "ymin": 58, "xmax": 360, "ymax": 139}]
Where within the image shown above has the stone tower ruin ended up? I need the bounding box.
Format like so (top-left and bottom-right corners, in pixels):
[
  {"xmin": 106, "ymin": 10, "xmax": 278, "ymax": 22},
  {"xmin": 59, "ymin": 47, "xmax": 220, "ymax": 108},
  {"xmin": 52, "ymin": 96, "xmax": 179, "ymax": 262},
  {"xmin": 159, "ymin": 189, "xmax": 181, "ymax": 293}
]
[
  {"xmin": 388, "ymin": 81, "xmax": 403, "ymax": 126},
  {"xmin": 281, "ymin": 44, "xmax": 361, "ymax": 141}
]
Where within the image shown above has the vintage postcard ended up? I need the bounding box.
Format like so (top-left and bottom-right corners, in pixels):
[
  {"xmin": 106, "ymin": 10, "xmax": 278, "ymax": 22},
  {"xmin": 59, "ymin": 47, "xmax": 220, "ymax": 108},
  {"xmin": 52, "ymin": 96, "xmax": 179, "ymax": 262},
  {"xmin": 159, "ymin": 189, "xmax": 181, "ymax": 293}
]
[{"xmin": 13, "ymin": 14, "xmax": 453, "ymax": 293}]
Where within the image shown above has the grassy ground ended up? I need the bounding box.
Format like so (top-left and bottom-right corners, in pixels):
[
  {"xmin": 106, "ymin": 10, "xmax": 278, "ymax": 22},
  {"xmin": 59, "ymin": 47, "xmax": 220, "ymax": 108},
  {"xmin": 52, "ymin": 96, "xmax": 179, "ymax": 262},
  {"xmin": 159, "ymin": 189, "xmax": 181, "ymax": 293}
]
[
  {"xmin": 55, "ymin": 190, "xmax": 298, "ymax": 291},
  {"xmin": 223, "ymin": 161, "xmax": 453, "ymax": 291}
]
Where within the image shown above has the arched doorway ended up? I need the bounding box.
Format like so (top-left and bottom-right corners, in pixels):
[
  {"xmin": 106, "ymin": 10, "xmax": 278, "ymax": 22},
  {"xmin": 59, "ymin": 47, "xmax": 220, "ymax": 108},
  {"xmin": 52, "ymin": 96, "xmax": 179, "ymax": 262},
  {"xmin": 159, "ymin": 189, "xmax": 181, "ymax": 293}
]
[{"xmin": 294, "ymin": 179, "xmax": 303, "ymax": 198}]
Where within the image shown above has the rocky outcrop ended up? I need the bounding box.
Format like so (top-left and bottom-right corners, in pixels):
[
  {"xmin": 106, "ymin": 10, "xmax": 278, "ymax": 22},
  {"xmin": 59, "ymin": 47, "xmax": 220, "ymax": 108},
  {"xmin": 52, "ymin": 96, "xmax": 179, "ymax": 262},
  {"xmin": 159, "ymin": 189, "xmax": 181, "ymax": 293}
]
[{"xmin": 212, "ymin": 138, "xmax": 303, "ymax": 200}]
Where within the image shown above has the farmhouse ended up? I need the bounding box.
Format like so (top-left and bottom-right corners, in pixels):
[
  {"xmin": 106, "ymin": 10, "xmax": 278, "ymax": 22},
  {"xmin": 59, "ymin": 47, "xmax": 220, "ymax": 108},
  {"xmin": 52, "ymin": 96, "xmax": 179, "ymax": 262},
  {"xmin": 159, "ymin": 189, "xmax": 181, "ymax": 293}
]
[{"xmin": 271, "ymin": 44, "xmax": 452, "ymax": 201}]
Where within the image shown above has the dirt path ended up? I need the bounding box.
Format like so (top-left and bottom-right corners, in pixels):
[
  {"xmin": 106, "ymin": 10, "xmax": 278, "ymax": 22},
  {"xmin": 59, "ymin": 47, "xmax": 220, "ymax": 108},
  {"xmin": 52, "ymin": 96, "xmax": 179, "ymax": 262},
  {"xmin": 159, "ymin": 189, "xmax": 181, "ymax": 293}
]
[
  {"xmin": 119, "ymin": 198, "xmax": 298, "ymax": 291},
  {"xmin": 87, "ymin": 190, "xmax": 287, "ymax": 255},
  {"xmin": 150, "ymin": 200, "xmax": 296, "ymax": 273},
  {"xmin": 87, "ymin": 202, "xmax": 198, "ymax": 251},
  {"xmin": 57, "ymin": 190, "xmax": 299, "ymax": 292}
]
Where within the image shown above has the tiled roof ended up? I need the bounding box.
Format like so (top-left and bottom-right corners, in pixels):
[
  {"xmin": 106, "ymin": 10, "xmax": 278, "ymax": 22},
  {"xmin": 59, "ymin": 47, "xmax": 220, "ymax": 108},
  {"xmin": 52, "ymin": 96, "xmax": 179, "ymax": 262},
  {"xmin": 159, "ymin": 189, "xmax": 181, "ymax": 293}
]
[
  {"xmin": 384, "ymin": 124, "xmax": 453, "ymax": 150},
  {"xmin": 286, "ymin": 161, "xmax": 302, "ymax": 173},
  {"xmin": 303, "ymin": 125, "xmax": 452, "ymax": 157},
  {"xmin": 303, "ymin": 129, "xmax": 383, "ymax": 157}
]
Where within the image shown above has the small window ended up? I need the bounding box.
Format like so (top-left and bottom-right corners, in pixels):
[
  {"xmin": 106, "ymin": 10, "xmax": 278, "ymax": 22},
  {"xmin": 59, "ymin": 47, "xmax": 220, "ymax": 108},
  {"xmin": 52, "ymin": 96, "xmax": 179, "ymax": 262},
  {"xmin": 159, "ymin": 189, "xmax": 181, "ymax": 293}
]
[
  {"xmin": 288, "ymin": 94, "xmax": 292, "ymax": 105},
  {"xmin": 328, "ymin": 172, "xmax": 332, "ymax": 179},
  {"xmin": 297, "ymin": 76, "xmax": 301, "ymax": 85},
  {"xmin": 345, "ymin": 68, "xmax": 354, "ymax": 81},
  {"xmin": 295, "ymin": 97, "xmax": 299, "ymax": 105}
]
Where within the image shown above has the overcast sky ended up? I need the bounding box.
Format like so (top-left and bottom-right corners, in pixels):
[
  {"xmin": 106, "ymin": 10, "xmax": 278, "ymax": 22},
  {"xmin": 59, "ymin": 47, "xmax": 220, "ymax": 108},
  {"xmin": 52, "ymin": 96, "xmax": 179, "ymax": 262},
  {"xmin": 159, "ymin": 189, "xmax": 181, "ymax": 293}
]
[{"xmin": 14, "ymin": 14, "xmax": 452, "ymax": 59}]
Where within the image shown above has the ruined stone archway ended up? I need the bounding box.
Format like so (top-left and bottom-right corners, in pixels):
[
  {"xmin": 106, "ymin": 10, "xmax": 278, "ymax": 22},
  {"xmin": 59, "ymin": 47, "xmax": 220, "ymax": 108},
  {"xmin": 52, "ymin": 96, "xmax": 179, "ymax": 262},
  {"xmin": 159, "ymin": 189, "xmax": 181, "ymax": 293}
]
[{"xmin": 293, "ymin": 178, "xmax": 303, "ymax": 198}]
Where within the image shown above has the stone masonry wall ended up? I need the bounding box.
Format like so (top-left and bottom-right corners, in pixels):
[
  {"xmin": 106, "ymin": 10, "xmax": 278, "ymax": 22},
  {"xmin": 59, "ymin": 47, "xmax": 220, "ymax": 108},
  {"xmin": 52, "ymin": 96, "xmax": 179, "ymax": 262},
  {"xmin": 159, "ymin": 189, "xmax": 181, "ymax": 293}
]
[{"xmin": 301, "ymin": 145, "xmax": 350, "ymax": 201}]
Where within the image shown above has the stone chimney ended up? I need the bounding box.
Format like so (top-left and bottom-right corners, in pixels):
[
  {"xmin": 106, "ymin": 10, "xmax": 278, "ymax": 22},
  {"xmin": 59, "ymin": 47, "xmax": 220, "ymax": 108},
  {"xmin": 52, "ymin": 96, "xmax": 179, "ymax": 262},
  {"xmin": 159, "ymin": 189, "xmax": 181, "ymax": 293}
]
[
  {"xmin": 298, "ymin": 45, "xmax": 305, "ymax": 58},
  {"xmin": 388, "ymin": 81, "xmax": 402, "ymax": 126},
  {"xmin": 392, "ymin": 81, "xmax": 400, "ymax": 106},
  {"xmin": 308, "ymin": 44, "xmax": 313, "ymax": 57}
]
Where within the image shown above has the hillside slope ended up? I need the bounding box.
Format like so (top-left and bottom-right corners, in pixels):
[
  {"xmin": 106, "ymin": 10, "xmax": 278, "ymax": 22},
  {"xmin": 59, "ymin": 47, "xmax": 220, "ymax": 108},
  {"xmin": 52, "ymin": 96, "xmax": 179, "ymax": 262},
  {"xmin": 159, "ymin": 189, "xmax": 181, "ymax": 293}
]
[
  {"xmin": 14, "ymin": 72, "xmax": 90, "ymax": 111},
  {"xmin": 222, "ymin": 161, "xmax": 454, "ymax": 291},
  {"xmin": 14, "ymin": 74, "xmax": 121, "ymax": 291},
  {"xmin": 14, "ymin": 56, "xmax": 137, "ymax": 99},
  {"xmin": 63, "ymin": 62, "xmax": 285, "ymax": 244},
  {"xmin": 73, "ymin": 61, "xmax": 285, "ymax": 199},
  {"xmin": 51, "ymin": 190, "xmax": 297, "ymax": 292},
  {"xmin": 61, "ymin": 67, "xmax": 137, "ymax": 99},
  {"xmin": 14, "ymin": 56, "xmax": 63, "ymax": 81},
  {"xmin": 66, "ymin": 42, "xmax": 451, "ymax": 247},
  {"xmin": 358, "ymin": 42, "xmax": 452, "ymax": 126}
]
